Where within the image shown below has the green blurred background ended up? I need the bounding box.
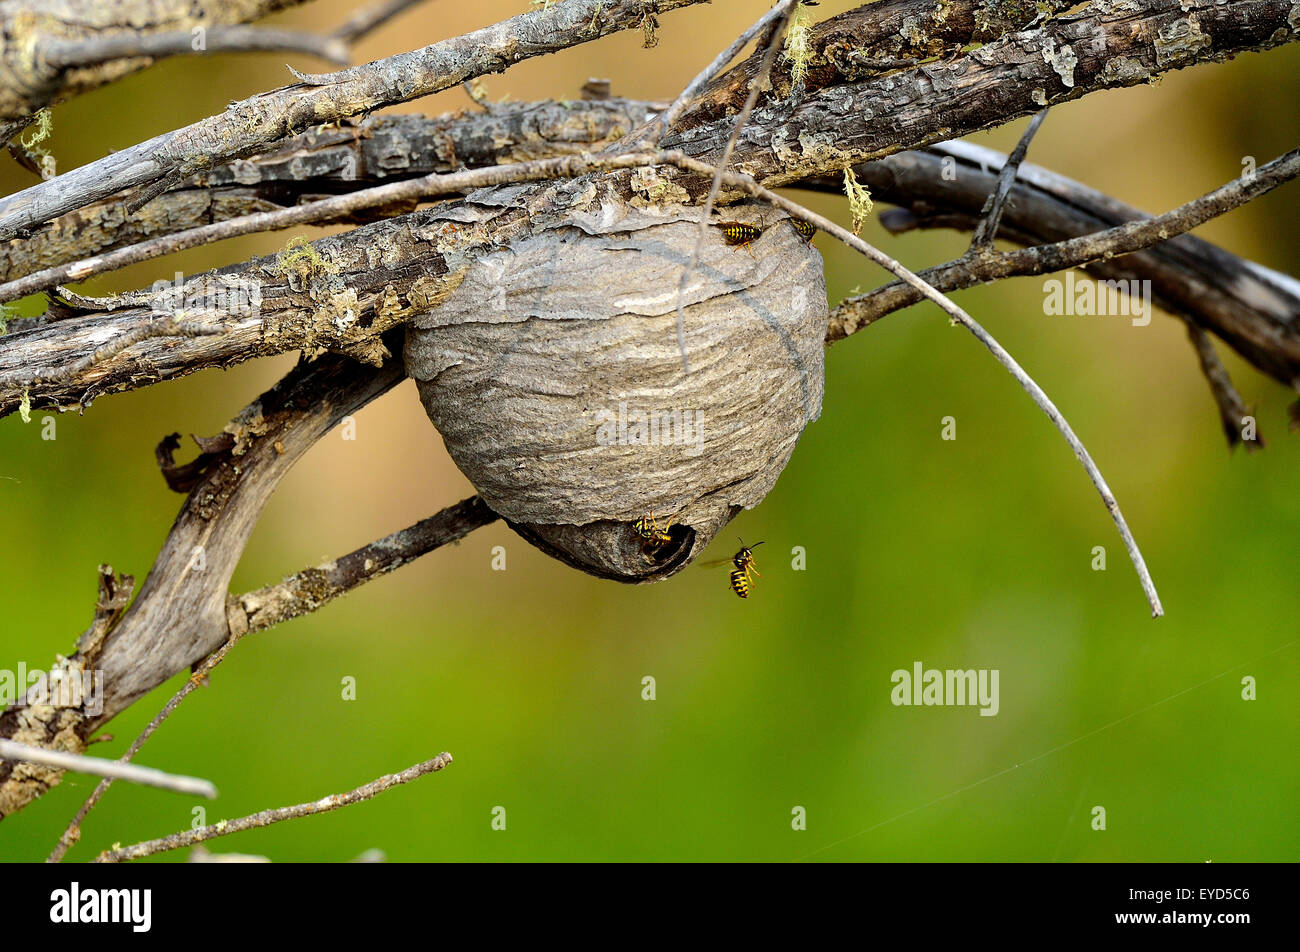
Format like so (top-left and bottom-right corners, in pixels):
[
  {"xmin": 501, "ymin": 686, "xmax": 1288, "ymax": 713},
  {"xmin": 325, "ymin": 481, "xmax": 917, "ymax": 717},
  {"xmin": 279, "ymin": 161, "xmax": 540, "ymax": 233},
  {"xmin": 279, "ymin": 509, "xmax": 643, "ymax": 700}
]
[{"xmin": 1, "ymin": 0, "xmax": 1297, "ymax": 862}]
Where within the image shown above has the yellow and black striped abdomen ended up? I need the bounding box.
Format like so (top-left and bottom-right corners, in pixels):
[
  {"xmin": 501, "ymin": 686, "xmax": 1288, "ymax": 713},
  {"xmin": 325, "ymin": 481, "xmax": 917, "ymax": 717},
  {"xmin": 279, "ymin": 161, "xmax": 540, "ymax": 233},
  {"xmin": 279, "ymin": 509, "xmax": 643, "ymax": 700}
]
[
  {"xmin": 792, "ymin": 219, "xmax": 816, "ymax": 242},
  {"xmin": 729, "ymin": 569, "xmax": 751, "ymax": 598},
  {"xmin": 718, "ymin": 222, "xmax": 762, "ymax": 249}
]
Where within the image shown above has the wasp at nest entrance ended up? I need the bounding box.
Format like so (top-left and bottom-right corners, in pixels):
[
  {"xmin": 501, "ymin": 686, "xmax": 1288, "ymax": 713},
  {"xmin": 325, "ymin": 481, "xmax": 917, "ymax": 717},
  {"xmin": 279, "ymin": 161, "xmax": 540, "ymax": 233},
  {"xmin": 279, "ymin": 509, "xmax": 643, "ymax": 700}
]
[
  {"xmin": 632, "ymin": 511, "xmax": 673, "ymax": 549},
  {"xmin": 630, "ymin": 512, "xmax": 692, "ymax": 567}
]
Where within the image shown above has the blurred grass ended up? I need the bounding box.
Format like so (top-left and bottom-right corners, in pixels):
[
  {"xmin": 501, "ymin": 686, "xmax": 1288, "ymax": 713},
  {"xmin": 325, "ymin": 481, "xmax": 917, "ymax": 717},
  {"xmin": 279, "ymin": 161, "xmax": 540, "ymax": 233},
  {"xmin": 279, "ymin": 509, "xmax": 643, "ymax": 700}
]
[{"xmin": 1, "ymin": 0, "xmax": 1297, "ymax": 862}]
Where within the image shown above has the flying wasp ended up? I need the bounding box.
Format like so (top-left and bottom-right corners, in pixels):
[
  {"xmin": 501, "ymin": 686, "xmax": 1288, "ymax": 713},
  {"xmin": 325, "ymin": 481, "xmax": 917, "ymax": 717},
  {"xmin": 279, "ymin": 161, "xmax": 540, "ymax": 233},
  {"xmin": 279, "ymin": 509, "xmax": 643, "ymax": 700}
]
[
  {"xmin": 716, "ymin": 221, "xmax": 763, "ymax": 254},
  {"xmin": 632, "ymin": 512, "xmax": 674, "ymax": 551},
  {"xmin": 704, "ymin": 539, "xmax": 765, "ymax": 598}
]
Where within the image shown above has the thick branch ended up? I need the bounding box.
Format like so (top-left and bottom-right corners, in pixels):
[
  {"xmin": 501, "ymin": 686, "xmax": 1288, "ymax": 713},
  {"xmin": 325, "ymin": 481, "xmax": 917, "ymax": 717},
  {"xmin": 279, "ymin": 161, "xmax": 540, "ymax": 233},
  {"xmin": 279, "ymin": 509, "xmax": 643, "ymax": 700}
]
[
  {"xmin": 0, "ymin": 101, "xmax": 655, "ymax": 282},
  {"xmin": 662, "ymin": 0, "xmax": 1300, "ymax": 186},
  {"xmin": 671, "ymin": 0, "xmax": 1077, "ymax": 127},
  {"xmin": 0, "ymin": 0, "xmax": 311, "ymax": 124},
  {"xmin": 0, "ymin": 347, "xmax": 402, "ymax": 823},
  {"xmin": 0, "ymin": 0, "xmax": 705, "ymax": 239}
]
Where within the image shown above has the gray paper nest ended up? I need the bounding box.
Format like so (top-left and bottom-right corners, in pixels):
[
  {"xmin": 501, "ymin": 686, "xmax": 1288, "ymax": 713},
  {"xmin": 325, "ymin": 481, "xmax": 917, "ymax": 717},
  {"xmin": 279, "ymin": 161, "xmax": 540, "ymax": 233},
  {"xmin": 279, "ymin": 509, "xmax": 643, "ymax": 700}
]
[{"xmin": 405, "ymin": 195, "xmax": 827, "ymax": 582}]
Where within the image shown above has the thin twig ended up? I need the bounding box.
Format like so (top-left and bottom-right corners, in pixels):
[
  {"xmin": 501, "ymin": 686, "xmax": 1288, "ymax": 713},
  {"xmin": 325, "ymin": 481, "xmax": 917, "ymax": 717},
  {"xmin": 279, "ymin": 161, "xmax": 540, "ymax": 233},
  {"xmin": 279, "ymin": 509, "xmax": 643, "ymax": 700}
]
[
  {"xmin": 0, "ymin": 739, "xmax": 217, "ymax": 799},
  {"xmin": 228, "ymin": 496, "xmax": 499, "ymax": 634},
  {"xmin": 651, "ymin": 1, "xmax": 794, "ymax": 140},
  {"xmin": 47, "ymin": 627, "xmax": 250, "ymax": 863},
  {"xmin": 331, "ymin": 0, "xmax": 433, "ymax": 43},
  {"xmin": 969, "ymin": 108, "xmax": 1049, "ymax": 251},
  {"xmin": 94, "ymin": 753, "xmax": 453, "ymax": 863},
  {"xmin": 673, "ymin": 0, "xmax": 798, "ymax": 371},
  {"xmin": 801, "ymin": 224, "xmax": 1165, "ymax": 616},
  {"xmin": 1187, "ymin": 324, "xmax": 1264, "ymax": 451},
  {"xmin": 43, "ymin": 27, "xmax": 351, "ymax": 69}
]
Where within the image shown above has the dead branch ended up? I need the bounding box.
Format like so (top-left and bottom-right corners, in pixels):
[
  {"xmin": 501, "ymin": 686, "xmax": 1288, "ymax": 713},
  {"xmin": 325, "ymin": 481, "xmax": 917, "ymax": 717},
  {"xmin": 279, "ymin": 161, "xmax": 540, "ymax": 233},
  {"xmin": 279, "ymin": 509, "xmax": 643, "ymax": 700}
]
[
  {"xmin": 41, "ymin": 25, "xmax": 352, "ymax": 69},
  {"xmin": 659, "ymin": 0, "xmax": 1300, "ymax": 187},
  {"xmin": 825, "ymin": 148, "xmax": 1300, "ymax": 363},
  {"xmin": 229, "ymin": 496, "xmax": 497, "ymax": 634},
  {"xmin": 37, "ymin": 0, "xmax": 439, "ymax": 78},
  {"xmin": 0, "ymin": 347, "xmax": 401, "ymax": 822},
  {"xmin": 331, "ymin": 0, "xmax": 432, "ymax": 44},
  {"xmin": 968, "ymin": 109, "xmax": 1050, "ymax": 252},
  {"xmin": 669, "ymin": 0, "xmax": 1079, "ymax": 127},
  {"xmin": 0, "ymin": 0, "xmax": 314, "ymax": 125},
  {"xmin": 46, "ymin": 486, "xmax": 487, "ymax": 858},
  {"xmin": 1187, "ymin": 325, "xmax": 1265, "ymax": 450},
  {"xmin": 648, "ymin": 0, "xmax": 795, "ymax": 143},
  {"xmin": 808, "ymin": 142, "xmax": 1300, "ymax": 394},
  {"xmin": 0, "ymin": 152, "xmax": 698, "ymax": 305},
  {"xmin": 48, "ymin": 622, "xmax": 249, "ymax": 863},
  {"xmin": 0, "ymin": 739, "xmax": 217, "ymax": 799},
  {"xmin": 0, "ymin": 0, "xmax": 706, "ymax": 239},
  {"xmin": 0, "ymin": 100, "xmax": 655, "ymax": 282},
  {"xmin": 94, "ymin": 752, "xmax": 453, "ymax": 862}
]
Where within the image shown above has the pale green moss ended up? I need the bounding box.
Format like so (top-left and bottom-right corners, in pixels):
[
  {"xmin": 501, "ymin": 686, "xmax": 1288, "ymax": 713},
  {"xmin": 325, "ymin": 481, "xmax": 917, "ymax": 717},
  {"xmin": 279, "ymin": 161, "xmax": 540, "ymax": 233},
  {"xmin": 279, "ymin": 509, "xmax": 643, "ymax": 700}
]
[
  {"xmin": 843, "ymin": 168, "xmax": 874, "ymax": 235},
  {"xmin": 19, "ymin": 108, "xmax": 55, "ymax": 179},
  {"xmin": 784, "ymin": 4, "xmax": 816, "ymax": 85}
]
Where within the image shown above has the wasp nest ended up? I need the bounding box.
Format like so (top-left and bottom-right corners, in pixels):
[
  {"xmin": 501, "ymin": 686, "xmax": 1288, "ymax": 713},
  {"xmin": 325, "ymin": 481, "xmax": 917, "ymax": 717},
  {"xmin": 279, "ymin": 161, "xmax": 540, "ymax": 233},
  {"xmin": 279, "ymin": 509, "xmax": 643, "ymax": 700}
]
[{"xmin": 405, "ymin": 198, "xmax": 827, "ymax": 582}]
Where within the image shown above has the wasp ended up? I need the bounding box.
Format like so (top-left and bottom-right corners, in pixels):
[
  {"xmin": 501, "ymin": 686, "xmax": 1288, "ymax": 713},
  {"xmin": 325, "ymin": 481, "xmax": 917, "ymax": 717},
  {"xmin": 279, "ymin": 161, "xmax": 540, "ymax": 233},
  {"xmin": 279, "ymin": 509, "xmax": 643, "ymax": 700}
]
[
  {"xmin": 632, "ymin": 512, "xmax": 674, "ymax": 551},
  {"xmin": 717, "ymin": 221, "xmax": 763, "ymax": 254},
  {"xmin": 704, "ymin": 539, "xmax": 765, "ymax": 598},
  {"xmin": 792, "ymin": 219, "xmax": 817, "ymax": 242}
]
